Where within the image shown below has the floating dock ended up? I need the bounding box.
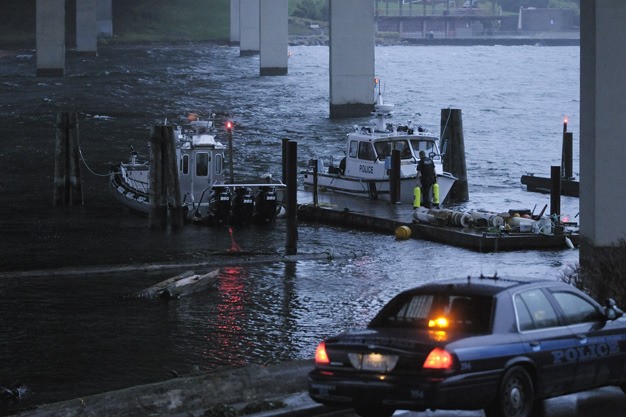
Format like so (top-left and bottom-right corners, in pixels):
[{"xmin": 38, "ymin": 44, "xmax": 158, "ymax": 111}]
[
  {"xmin": 296, "ymin": 191, "xmax": 578, "ymax": 253},
  {"xmin": 521, "ymin": 174, "xmax": 580, "ymax": 197}
]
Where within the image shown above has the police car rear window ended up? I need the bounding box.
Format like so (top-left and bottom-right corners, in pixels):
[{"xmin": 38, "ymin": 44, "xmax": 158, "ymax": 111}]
[{"xmin": 369, "ymin": 293, "xmax": 492, "ymax": 334}]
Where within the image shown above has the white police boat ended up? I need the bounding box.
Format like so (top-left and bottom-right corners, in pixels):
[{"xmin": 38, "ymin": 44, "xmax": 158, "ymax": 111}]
[
  {"xmin": 302, "ymin": 94, "xmax": 456, "ymax": 206},
  {"xmin": 109, "ymin": 115, "xmax": 285, "ymax": 226}
]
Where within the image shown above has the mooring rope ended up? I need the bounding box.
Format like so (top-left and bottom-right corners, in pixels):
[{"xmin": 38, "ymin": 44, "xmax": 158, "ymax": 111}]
[
  {"xmin": 439, "ymin": 105, "xmax": 452, "ymax": 143},
  {"xmin": 77, "ymin": 138, "xmax": 112, "ymax": 177}
]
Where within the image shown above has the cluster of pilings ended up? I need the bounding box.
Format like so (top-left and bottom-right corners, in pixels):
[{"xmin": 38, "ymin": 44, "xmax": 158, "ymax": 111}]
[{"xmin": 148, "ymin": 125, "xmax": 184, "ymax": 232}]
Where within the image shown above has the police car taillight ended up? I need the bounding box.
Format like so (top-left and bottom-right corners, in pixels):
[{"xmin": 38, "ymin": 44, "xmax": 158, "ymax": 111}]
[
  {"xmin": 315, "ymin": 341, "xmax": 330, "ymax": 365},
  {"xmin": 423, "ymin": 347, "xmax": 453, "ymax": 370}
]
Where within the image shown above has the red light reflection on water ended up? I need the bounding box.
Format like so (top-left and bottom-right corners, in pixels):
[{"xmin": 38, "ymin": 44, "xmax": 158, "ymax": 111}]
[
  {"xmin": 227, "ymin": 227, "xmax": 241, "ymax": 253},
  {"xmin": 211, "ymin": 266, "xmax": 249, "ymax": 366}
]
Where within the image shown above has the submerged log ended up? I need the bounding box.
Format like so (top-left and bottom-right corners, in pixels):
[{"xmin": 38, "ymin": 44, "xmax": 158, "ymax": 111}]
[{"xmin": 134, "ymin": 269, "xmax": 219, "ymax": 299}]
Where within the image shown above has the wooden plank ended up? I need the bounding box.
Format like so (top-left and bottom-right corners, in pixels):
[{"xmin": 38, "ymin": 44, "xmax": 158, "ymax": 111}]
[
  {"xmin": 133, "ymin": 270, "xmax": 195, "ymax": 298},
  {"xmin": 163, "ymin": 269, "xmax": 220, "ymax": 299}
]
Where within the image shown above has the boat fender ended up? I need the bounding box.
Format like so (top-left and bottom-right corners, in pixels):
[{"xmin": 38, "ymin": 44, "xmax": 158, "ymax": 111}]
[
  {"xmin": 395, "ymin": 225, "xmax": 411, "ymax": 240},
  {"xmin": 432, "ymin": 183, "xmax": 440, "ymax": 206},
  {"xmin": 413, "ymin": 186, "xmax": 421, "ymax": 209},
  {"xmin": 460, "ymin": 213, "xmax": 472, "ymax": 228},
  {"xmin": 565, "ymin": 236, "xmax": 575, "ymax": 249}
]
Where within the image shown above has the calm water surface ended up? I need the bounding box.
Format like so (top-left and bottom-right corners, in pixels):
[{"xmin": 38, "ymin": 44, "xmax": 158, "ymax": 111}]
[{"xmin": 0, "ymin": 44, "xmax": 580, "ymax": 413}]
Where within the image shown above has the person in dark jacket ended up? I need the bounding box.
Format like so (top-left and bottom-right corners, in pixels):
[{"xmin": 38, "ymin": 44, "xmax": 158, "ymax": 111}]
[{"xmin": 417, "ymin": 150, "xmax": 437, "ymax": 208}]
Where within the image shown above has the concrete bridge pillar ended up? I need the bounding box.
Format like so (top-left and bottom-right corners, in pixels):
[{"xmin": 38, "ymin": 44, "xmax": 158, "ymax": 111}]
[
  {"xmin": 230, "ymin": 0, "xmax": 240, "ymax": 43},
  {"xmin": 76, "ymin": 0, "xmax": 98, "ymax": 54},
  {"xmin": 36, "ymin": 0, "xmax": 65, "ymax": 76},
  {"xmin": 97, "ymin": 0, "xmax": 113, "ymax": 37},
  {"xmin": 239, "ymin": 0, "xmax": 260, "ymax": 55},
  {"xmin": 329, "ymin": 0, "xmax": 375, "ymax": 118},
  {"xmin": 580, "ymin": 0, "xmax": 626, "ymax": 259},
  {"xmin": 260, "ymin": 0, "xmax": 288, "ymax": 75}
]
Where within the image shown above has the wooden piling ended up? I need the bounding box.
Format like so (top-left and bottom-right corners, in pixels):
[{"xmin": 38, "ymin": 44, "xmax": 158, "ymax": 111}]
[
  {"xmin": 561, "ymin": 132, "xmax": 573, "ymax": 180},
  {"xmin": 440, "ymin": 108, "xmax": 469, "ymax": 203},
  {"xmin": 281, "ymin": 138, "xmax": 289, "ymax": 184},
  {"xmin": 551, "ymin": 165, "xmax": 561, "ymax": 217},
  {"xmin": 285, "ymin": 140, "xmax": 298, "ymax": 255},
  {"xmin": 164, "ymin": 125, "xmax": 183, "ymax": 231},
  {"xmin": 149, "ymin": 126, "xmax": 167, "ymax": 230},
  {"xmin": 53, "ymin": 112, "xmax": 83, "ymax": 206},
  {"xmin": 390, "ymin": 149, "xmax": 401, "ymax": 204},
  {"xmin": 227, "ymin": 125, "xmax": 234, "ymax": 184},
  {"xmin": 312, "ymin": 159, "xmax": 319, "ymax": 207}
]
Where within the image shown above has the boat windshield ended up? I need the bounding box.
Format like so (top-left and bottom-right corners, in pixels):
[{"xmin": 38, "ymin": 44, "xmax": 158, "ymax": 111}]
[
  {"xmin": 374, "ymin": 139, "xmax": 413, "ymax": 160},
  {"xmin": 410, "ymin": 139, "xmax": 440, "ymax": 160}
]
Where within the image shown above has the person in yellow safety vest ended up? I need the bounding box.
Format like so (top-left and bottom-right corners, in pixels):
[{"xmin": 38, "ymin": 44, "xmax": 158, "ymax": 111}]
[{"xmin": 416, "ymin": 150, "xmax": 437, "ymax": 208}]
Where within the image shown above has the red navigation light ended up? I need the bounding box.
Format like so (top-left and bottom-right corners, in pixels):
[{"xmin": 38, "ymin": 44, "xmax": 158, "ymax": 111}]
[
  {"xmin": 226, "ymin": 120, "xmax": 233, "ymax": 130},
  {"xmin": 315, "ymin": 341, "xmax": 330, "ymax": 365},
  {"xmin": 423, "ymin": 347, "xmax": 453, "ymax": 370}
]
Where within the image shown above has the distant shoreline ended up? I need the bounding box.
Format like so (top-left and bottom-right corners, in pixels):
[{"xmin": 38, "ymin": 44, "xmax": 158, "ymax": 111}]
[{"xmin": 0, "ymin": 34, "xmax": 580, "ymax": 56}]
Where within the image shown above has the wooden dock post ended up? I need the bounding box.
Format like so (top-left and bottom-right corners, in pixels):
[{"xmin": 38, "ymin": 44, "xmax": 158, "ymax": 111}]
[
  {"xmin": 149, "ymin": 126, "xmax": 167, "ymax": 230},
  {"xmin": 148, "ymin": 125, "xmax": 183, "ymax": 231},
  {"xmin": 562, "ymin": 131, "xmax": 574, "ymax": 180},
  {"xmin": 312, "ymin": 159, "xmax": 319, "ymax": 207},
  {"xmin": 227, "ymin": 123, "xmax": 234, "ymax": 184},
  {"xmin": 164, "ymin": 125, "xmax": 183, "ymax": 231},
  {"xmin": 285, "ymin": 140, "xmax": 298, "ymax": 255},
  {"xmin": 53, "ymin": 112, "xmax": 83, "ymax": 206},
  {"xmin": 440, "ymin": 108, "xmax": 469, "ymax": 203},
  {"xmin": 281, "ymin": 138, "xmax": 289, "ymax": 184},
  {"xmin": 390, "ymin": 149, "xmax": 401, "ymax": 204},
  {"xmin": 551, "ymin": 165, "xmax": 561, "ymax": 217}
]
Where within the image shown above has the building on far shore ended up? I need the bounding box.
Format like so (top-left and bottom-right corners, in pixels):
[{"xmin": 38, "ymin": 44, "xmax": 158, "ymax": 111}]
[{"xmin": 376, "ymin": 5, "xmax": 579, "ymax": 41}]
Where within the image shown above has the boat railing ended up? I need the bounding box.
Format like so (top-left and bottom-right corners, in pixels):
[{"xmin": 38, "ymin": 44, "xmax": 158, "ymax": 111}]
[{"xmin": 124, "ymin": 176, "xmax": 149, "ymax": 195}]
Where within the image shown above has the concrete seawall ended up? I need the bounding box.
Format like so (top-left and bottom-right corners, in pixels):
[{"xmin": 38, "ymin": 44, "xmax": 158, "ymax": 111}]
[{"xmin": 14, "ymin": 361, "xmax": 314, "ymax": 417}]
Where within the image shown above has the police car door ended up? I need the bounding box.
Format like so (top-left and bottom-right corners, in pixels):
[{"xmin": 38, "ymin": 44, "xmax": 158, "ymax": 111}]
[
  {"xmin": 514, "ymin": 288, "xmax": 579, "ymax": 397},
  {"xmin": 549, "ymin": 289, "xmax": 625, "ymax": 391}
]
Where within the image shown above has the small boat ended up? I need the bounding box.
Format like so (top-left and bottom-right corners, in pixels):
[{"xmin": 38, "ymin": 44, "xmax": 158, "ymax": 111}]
[
  {"xmin": 109, "ymin": 115, "xmax": 285, "ymax": 225},
  {"xmin": 302, "ymin": 93, "xmax": 456, "ymax": 206}
]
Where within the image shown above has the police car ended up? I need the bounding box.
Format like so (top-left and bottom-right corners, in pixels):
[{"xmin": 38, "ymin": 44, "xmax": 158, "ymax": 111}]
[{"xmin": 308, "ymin": 276, "xmax": 626, "ymax": 417}]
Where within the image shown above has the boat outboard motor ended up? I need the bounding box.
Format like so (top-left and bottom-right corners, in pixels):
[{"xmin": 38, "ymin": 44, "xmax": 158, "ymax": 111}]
[
  {"xmin": 254, "ymin": 186, "xmax": 278, "ymax": 224},
  {"xmin": 231, "ymin": 187, "xmax": 255, "ymax": 226},
  {"xmin": 213, "ymin": 187, "xmax": 232, "ymax": 225}
]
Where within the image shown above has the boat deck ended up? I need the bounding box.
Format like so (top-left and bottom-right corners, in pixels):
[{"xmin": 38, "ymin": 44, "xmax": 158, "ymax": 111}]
[{"xmin": 296, "ymin": 190, "xmax": 578, "ymax": 253}]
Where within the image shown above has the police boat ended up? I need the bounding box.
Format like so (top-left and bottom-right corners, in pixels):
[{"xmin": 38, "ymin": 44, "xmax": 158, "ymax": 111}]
[
  {"xmin": 302, "ymin": 92, "xmax": 457, "ymax": 206},
  {"xmin": 109, "ymin": 115, "xmax": 285, "ymax": 226}
]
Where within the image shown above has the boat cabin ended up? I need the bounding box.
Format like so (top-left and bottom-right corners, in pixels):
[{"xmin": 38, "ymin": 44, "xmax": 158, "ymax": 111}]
[
  {"xmin": 175, "ymin": 122, "xmax": 227, "ymax": 204},
  {"xmin": 343, "ymin": 130, "xmax": 443, "ymax": 179}
]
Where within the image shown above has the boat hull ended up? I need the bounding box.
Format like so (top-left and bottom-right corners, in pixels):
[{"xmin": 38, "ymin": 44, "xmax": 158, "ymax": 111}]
[
  {"xmin": 110, "ymin": 164, "xmax": 285, "ymax": 225},
  {"xmin": 302, "ymin": 171, "xmax": 456, "ymax": 206},
  {"xmin": 110, "ymin": 165, "xmax": 151, "ymax": 215}
]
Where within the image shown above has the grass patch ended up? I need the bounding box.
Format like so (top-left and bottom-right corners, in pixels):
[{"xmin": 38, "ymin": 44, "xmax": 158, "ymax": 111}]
[{"xmin": 110, "ymin": 0, "xmax": 230, "ymax": 44}]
